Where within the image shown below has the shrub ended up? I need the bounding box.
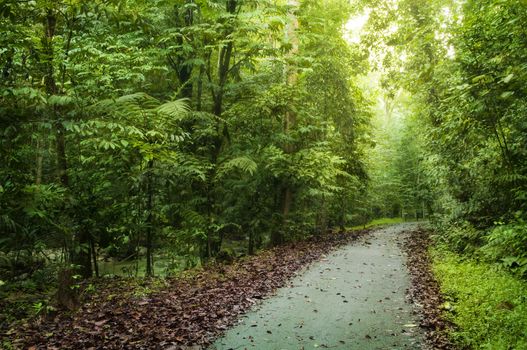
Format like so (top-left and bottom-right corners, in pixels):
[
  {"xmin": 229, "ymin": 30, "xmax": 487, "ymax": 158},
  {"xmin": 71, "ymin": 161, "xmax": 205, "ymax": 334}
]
[
  {"xmin": 482, "ymin": 218, "xmax": 527, "ymax": 278},
  {"xmin": 432, "ymin": 221, "xmax": 485, "ymax": 255}
]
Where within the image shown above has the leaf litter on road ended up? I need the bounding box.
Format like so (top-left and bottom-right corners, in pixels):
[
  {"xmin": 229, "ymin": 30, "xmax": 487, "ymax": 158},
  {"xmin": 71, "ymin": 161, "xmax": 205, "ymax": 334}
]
[{"xmin": 401, "ymin": 228, "xmax": 456, "ymax": 350}]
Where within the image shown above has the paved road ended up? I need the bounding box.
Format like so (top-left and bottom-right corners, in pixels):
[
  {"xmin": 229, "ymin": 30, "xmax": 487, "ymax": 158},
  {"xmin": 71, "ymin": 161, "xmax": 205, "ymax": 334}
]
[{"xmin": 210, "ymin": 223, "xmax": 424, "ymax": 350}]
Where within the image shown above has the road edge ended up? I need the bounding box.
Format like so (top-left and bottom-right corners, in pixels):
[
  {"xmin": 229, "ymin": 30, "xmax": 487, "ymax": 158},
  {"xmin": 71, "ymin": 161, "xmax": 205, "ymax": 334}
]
[{"xmin": 401, "ymin": 226, "xmax": 456, "ymax": 350}]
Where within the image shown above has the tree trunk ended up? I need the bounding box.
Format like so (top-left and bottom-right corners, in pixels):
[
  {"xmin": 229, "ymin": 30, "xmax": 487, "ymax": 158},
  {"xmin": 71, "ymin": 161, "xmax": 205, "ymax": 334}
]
[
  {"xmin": 197, "ymin": 65, "xmax": 204, "ymax": 111},
  {"xmin": 57, "ymin": 268, "xmax": 79, "ymax": 311},
  {"xmin": 145, "ymin": 159, "xmax": 155, "ymax": 277},
  {"xmin": 42, "ymin": 10, "xmax": 70, "ymax": 187},
  {"xmin": 90, "ymin": 236, "xmax": 99, "ymax": 278},
  {"xmin": 277, "ymin": 0, "xmax": 299, "ymax": 244},
  {"xmin": 248, "ymin": 228, "xmax": 255, "ymax": 255},
  {"xmin": 339, "ymin": 196, "xmax": 346, "ymax": 232},
  {"xmin": 317, "ymin": 199, "xmax": 328, "ymax": 234},
  {"xmin": 202, "ymin": 0, "xmax": 237, "ymax": 258},
  {"xmin": 2, "ymin": 48, "xmax": 13, "ymax": 80},
  {"xmin": 55, "ymin": 122, "xmax": 69, "ymax": 186},
  {"xmin": 43, "ymin": 7, "xmax": 90, "ymax": 307},
  {"xmin": 271, "ymin": 185, "xmax": 291, "ymax": 245},
  {"xmin": 35, "ymin": 139, "xmax": 43, "ymax": 185},
  {"xmin": 168, "ymin": 0, "xmax": 195, "ymax": 99},
  {"xmin": 72, "ymin": 229, "xmax": 92, "ymax": 278}
]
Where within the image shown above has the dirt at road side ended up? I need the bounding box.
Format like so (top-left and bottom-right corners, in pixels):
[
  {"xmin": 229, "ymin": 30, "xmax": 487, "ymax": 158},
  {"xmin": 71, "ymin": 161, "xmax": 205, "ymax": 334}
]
[{"xmin": 402, "ymin": 228, "xmax": 455, "ymax": 350}]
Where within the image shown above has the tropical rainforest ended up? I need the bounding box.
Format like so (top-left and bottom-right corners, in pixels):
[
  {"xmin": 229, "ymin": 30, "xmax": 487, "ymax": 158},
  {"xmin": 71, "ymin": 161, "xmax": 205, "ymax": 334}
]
[{"xmin": 1, "ymin": 0, "xmax": 526, "ymax": 348}]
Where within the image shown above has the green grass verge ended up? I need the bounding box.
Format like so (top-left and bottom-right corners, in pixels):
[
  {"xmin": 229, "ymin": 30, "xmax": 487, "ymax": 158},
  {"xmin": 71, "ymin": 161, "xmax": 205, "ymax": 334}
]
[
  {"xmin": 432, "ymin": 250, "xmax": 527, "ymax": 349},
  {"xmin": 349, "ymin": 217, "xmax": 404, "ymax": 230}
]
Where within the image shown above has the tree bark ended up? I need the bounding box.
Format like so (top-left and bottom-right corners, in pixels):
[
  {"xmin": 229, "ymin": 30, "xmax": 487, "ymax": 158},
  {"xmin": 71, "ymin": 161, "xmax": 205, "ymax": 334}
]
[
  {"xmin": 275, "ymin": 0, "xmax": 299, "ymax": 245},
  {"xmin": 197, "ymin": 65, "xmax": 204, "ymax": 111},
  {"xmin": 145, "ymin": 159, "xmax": 155, "ymax": 277},
  {"xmin": 42, "ymin": 6, "xmax": 90, "ymax": 307},
  {"xmin": 248, "ymin": 229, "xmax": 255, "ymax": 255},
  {"xmin": 57, "ymin": 268, "xmax": 79, "ymax": 311},
  {"xmin": 35, "ymin": 138, "xmax": 43, "ymax": 185},
  {"xmin": 202, "ymin": 0, "xmax": 237, "ymax": 258},
  {"xmin": 90, "ymin": 236, "xmax": 99, "ymax": 278},
  {"xmin": 167, "ymin": 0, "xmax": 195, "ymax": 99}
]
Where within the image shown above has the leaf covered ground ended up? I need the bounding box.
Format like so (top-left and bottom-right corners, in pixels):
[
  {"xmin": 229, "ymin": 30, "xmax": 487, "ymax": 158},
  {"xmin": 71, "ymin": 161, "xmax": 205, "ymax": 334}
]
[
  {"xmin": 8, "ymin": 231, "xmax": 367, "ymax": 349},
  {"xmin": 401, "ymin": 228, "xmax": 455, "ymax": 350}
]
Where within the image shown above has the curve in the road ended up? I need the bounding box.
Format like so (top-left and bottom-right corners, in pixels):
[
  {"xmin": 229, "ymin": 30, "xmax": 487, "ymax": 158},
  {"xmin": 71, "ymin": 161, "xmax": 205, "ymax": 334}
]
[{"xmin": 210, "ymin": 223, "xmax": 425, "ymax": 350}]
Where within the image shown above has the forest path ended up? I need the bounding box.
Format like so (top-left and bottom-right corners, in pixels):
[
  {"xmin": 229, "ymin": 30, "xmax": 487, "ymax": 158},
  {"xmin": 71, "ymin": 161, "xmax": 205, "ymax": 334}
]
[{"xmin": 210, "ymin": 223, "xmax": 424, "ymax": 350}]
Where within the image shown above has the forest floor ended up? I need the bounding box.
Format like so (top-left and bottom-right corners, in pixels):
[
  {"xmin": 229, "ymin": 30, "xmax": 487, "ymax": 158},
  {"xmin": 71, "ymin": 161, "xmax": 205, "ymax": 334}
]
[{"xmin": 7, "ymin": 224, "xmax": 452, "ymax": 350}]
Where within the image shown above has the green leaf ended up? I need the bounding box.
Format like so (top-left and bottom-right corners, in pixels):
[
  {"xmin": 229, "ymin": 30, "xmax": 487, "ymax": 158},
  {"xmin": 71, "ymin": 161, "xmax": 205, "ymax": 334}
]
[{"xmin": 502, "ymin": 73, "xmax": 514, "ymax": 83}]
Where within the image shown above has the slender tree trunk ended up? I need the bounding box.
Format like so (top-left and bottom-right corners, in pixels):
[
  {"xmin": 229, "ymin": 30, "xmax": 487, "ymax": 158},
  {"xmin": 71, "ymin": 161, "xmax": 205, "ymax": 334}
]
[
  {"xmin": 74, "ymin": 229, "xmax": 92, "ymax": 277},
  {"xmin": 43, "ymin": 7, "xmax": 89, "ymax": 308},
  {"xmin": 271, "ymin": 184, "xmax": 284, "ymax": 245},
  {"xmin": 2, "ymin": 48, "xmax": 13, "ymax": 80},
  {"xmin": 202, "ymin": 0, "xmax": 237, "ymax": 258},
  {"xmin": 275, "ymin": 0, "xmax": 299, "ymax": 245},
  {"xmin": 42, "ymin": 10, "xmax": 69, "ymax": 187},
  {"xmin": 55, "ymin": 123, "xmax": 69, "ymax": 186},
  {"xmin": 145, "ymin": 159, "xmax": 155, "ymax": 277},
  {"xmin": 206, "ymin": 183, "xmax": 213, "ymax": 258},
  {"xmin": 90, "ymin": 236, "xmax": 99, "ymax": 278},
  {"xmin": 197, "ymin": 65, "xmax": 204, "ymax": 111},
  {"xmin": 35, "ymin": 139, "xmax": 43, "ymax": 185},
  {"xmin": 167, "ymin": 0, "xmax": 195, "ymax": 99},
  {"xmin": 318, "ymin": 199, "xmax": 328, "ymax": 234},
  {"xmin": 339, "ymin": 196, "xmax": 346, "ymax": 232},
  {"xmin": 248, "ymin": 228, "xmax": 255, "ymax": 255}
]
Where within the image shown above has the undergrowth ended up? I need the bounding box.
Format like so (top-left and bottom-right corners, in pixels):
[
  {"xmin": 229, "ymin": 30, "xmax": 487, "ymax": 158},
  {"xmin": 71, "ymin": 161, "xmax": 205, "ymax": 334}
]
[{"xmin": 432, "ymin": 250, "xmax": 527, "ymax": 349}]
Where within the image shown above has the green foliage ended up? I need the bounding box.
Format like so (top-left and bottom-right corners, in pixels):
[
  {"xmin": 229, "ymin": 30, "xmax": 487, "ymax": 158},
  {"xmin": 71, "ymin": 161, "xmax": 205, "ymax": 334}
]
[
  {"xmin": 426, "ymin": 0, "xmax": 526, "ymax": 225},
  {"xmin": 433, "ymin": 251, "xmax": 527, "ymax": 349},
  {"xmin": 482, "ymin": 218, "xmax": 527, "ymax": 278},
  {"xmin": 0, "ymin": 266, "xmax": 57, "ymax": 333},
  {"xmin": 1, "ymin": 0, "xmax": 372, "ymax": 294},
  {"xmin": 433, "ymin": 221, "xmax": 486, "ymax": 256},
  {"xmin": 361, "ymin": 0, "xmax": 527, "ymax": 285},
  {"xmin": 364, "ymin": 88, "xmax": 430, "ymax": 221}
]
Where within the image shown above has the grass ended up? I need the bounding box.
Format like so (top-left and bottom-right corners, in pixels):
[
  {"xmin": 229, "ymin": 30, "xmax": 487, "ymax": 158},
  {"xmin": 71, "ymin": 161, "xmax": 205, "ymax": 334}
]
[
  {"xmin": 349, "ymin": 217, "xmax": 404, "ymax": 230},
  {"xmin": 432, "ymin": 250, "xmax": 527, "ymax": 349}
]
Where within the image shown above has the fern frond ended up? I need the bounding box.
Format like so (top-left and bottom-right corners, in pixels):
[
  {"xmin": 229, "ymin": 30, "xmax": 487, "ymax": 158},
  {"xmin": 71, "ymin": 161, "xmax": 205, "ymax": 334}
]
[
  {"xmin": 116, "ymin": 92, "xmax": 160, "ymax": 108},
  {"xmin": 156, "ymin": 99, "xmax": 190, "ymax": 120},
  {"xmin": 217, "ymin": 156, "xmax": 258, "ymax": 177},
  {"xmin": 495, "ymin": 172, "xmax": 527, "ymax": 185},
  {"xmin": 180, "ymin": 208, "xmax": 206, "ymax": 227},
  {"xmin": 47, "ymin": 95, "xmax": 75, "ymax": 107}
]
